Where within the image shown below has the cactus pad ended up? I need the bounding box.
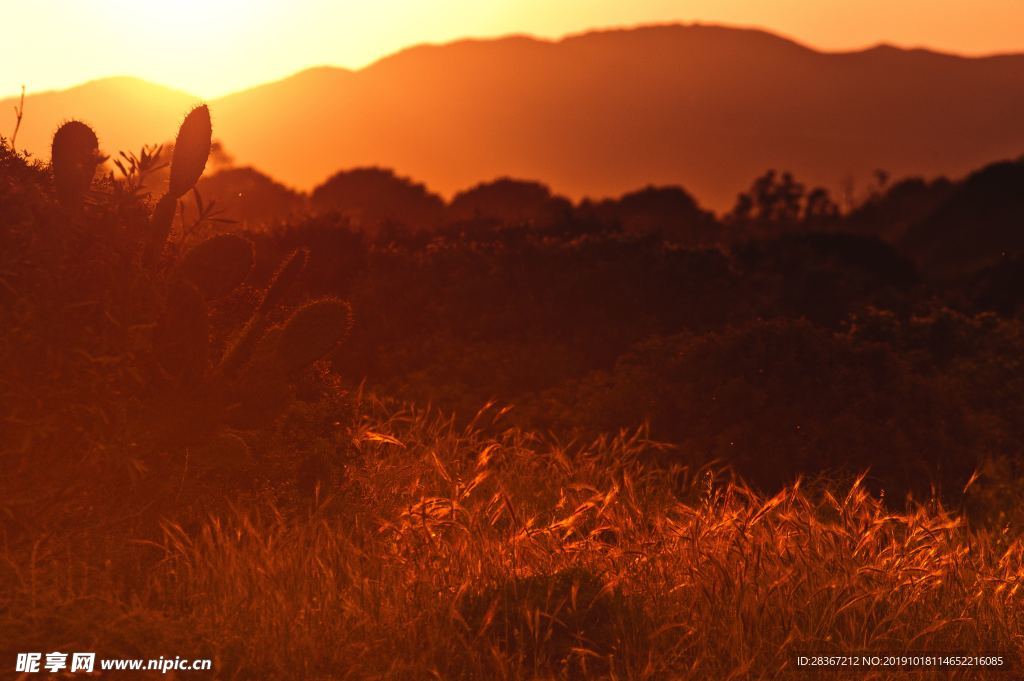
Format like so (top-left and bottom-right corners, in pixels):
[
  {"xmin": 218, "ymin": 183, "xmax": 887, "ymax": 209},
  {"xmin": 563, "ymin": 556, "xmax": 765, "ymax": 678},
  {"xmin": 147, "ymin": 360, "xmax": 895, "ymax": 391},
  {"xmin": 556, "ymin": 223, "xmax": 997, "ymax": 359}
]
[
  {"xmin": 168, "ymin": 105, "xmax": 212, "ymax": 198},
  {"xmin": 275, "ymin": 299, "xmax": 352, "ymax": 374},
  {"xmin": 258, "ymin": 248, "xmax": 308, "ymax": 315},
  {"xmin": 180, "ymin": 234, "xmax": 254, "ymax": 300},
  {"xmin": 51, "ymin": 121, "xmax": 100, "ymax": 208}
]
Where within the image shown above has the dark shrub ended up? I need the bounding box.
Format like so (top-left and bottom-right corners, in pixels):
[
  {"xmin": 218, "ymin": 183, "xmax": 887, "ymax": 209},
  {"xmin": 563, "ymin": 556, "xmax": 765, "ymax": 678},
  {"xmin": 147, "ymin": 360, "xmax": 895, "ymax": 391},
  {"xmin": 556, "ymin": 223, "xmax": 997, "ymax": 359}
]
[
  {"xmin": 448, "ymin": 177, "xmax": 573, "ymax": 229},
  {"xmin": 547, "ymin": 320, "xmax": 984, "ymax": 497},
  {"xmin": 197, "ymin": 166, "xmax": 305, "ymax": 227},
  {"xmin": 311, "ymin": 167, "xmax": 445, "ymax": 230}
]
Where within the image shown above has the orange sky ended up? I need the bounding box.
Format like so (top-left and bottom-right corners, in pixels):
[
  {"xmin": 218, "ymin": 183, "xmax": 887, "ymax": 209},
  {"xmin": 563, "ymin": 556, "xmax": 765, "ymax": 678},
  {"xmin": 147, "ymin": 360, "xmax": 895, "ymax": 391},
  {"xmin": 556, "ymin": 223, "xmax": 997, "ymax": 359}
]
[{"xmin": 5, "ymin": 0, "xmax": 1024, "ymax": 99}]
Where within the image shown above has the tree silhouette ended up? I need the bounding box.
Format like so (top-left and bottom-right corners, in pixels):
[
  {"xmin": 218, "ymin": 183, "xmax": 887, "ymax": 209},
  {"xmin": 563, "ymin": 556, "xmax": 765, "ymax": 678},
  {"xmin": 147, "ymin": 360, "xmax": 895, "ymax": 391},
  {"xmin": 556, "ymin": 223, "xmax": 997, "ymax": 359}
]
[
  {"xmin": 197, "ymin": 167, "xmax": 305, "ymax": 227},
  {"xmin": 312, "ymin": 167, "xmax": 445, "ymax": 230},
  {"xmin": 448, "ymin": 178, "xmax": 572, "ymax": 228},
  {"xmin": 585, "ymin": 185, "xmax": 718, "ymax": 247},
  {"xmin": 728, "ymin": 170, "xmax": 840, "ymax": 237}
]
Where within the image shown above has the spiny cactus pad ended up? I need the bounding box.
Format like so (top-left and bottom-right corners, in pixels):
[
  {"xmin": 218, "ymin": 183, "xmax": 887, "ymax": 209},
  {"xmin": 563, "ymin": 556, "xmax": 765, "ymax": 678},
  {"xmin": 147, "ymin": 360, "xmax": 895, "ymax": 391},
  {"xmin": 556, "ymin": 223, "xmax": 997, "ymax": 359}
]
[
  {"xmin": 168, "ymin": 105, "xmax": 212, "ymax": 198},
  {"xmin": 275, "ymin": 299, "xmax": 352, "ymax": 374},
  {"xmin": 259, "ymin": 248, "xmax": 309, "ymax": 315},
  {"xmin": 180, "ymin": 234, "xmax": 254, "ymax": 300},
  {"xmin": 219, "ymin": 248, "xmax": 310, "ymax": 376},
  {"xmin": 51, "ymin": 121, "xmax": 100, "ymax": 208}
]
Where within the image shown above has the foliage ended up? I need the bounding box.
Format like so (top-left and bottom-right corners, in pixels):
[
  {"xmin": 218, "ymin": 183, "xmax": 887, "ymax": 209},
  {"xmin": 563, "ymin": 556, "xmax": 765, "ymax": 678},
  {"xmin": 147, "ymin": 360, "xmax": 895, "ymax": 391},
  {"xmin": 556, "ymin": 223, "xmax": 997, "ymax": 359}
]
[
  {"xmin": 901, "ymin": 159, "xmax": 1024, "ymax": 278},
  {"xmin": 725, "ymin": 170, "xmax": 841, "ymax": 237},
  {"xmin": 196, "ymin": 166, "xmax": 306, "ymax": 227},
  {"xmin": 448, "ymin": 177, "xmax": 574, "ymax": 229},
  {"xmin": 581, "ymin": 185, "xmax": 720, "ymax": 247},
  {"xmin": 2, "ymin": 402, "xmax": 1021, "ymax": 679},
  {"xmin": 0, "ymin": 109, "xmax": 353, "ymax": 531},
  {"xmin": 4, "ymin": 101, "xmax": 1024, "ymax": 679},
  {"xmin": 311, "ymin": 166, "xmax": 446, "ymax": 230},
  {"xmin": 537, "ymin": 320, "xmax": 985, "ymax": 499}
]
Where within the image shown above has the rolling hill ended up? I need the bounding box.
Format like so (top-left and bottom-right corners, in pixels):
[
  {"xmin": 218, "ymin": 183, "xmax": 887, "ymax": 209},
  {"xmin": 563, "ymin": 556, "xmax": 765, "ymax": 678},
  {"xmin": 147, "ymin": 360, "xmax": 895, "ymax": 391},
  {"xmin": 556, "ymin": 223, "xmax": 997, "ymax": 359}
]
[
  {"xmin": 4, "ymin": 77, "xmax": 195, "ymax": 163},
  {"xmin": 5, "ymin": 24, "xmax": 1024, "ymax": 211}
]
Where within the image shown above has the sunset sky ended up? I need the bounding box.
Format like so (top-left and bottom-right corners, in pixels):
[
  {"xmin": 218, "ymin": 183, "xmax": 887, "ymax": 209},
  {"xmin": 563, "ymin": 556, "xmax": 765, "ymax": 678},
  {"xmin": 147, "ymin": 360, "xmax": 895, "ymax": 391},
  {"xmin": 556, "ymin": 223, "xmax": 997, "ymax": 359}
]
[{"xmin": 5, "ymin": 0, "xmax": 1023, "ymax": 99}]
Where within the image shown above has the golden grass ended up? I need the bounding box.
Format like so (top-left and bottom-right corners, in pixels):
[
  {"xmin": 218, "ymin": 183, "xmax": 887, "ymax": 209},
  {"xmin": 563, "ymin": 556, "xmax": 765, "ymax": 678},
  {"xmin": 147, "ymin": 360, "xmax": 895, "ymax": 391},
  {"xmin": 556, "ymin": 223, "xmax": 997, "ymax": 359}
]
[{"xmin": 2, "ymin": 401, "xmax": 1023, "ymax": 679}]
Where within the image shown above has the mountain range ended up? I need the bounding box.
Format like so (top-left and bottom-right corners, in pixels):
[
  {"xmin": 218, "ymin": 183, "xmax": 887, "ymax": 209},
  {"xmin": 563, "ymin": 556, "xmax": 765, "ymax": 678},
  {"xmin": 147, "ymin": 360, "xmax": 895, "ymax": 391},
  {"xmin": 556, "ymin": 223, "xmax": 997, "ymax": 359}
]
[{"xmin": 5, "ymin": 24, "xmax": 1024, "ymax": 211}]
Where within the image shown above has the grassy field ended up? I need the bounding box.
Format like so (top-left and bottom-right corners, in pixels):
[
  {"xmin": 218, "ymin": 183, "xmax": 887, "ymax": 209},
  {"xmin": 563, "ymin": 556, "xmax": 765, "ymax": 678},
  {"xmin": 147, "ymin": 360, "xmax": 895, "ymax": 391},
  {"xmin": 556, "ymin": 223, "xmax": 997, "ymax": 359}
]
[
  {"xmin": 5, "ymin": 104, "xmax": 1024, "ymax": 681},
  {"xmin": 3, "ymin": 399, "xmax": 1021, "ymax": 680}
]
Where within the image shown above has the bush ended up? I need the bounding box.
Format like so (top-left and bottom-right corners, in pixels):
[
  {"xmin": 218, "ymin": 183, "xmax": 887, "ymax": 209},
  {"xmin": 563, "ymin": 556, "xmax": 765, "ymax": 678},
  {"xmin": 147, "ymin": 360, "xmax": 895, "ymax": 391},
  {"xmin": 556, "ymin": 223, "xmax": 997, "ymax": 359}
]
[{"xmin": 543, "ymin": 319, "xmax": 985, "ymax": 497}]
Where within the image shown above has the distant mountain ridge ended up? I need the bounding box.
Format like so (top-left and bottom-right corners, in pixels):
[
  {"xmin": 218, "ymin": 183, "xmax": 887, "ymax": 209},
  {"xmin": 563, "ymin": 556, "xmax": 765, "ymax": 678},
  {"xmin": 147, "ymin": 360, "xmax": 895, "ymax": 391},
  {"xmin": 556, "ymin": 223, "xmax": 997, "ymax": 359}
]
[{"xmin": 5, "ymin": 24, "xmax": 1024, "ymax": 210}]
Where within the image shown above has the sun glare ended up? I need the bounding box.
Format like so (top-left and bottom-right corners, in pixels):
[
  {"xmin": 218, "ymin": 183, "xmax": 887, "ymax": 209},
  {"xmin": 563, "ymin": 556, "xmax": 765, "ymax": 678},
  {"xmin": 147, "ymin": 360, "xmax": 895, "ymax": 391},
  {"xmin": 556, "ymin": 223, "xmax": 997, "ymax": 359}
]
[
  {"xmin": 91, "ymin": 0, "xmax": 271, "ymax": 96},
  {"xmin": 98, "ymin": 0, "xmax": 250, "ymax": 39}
]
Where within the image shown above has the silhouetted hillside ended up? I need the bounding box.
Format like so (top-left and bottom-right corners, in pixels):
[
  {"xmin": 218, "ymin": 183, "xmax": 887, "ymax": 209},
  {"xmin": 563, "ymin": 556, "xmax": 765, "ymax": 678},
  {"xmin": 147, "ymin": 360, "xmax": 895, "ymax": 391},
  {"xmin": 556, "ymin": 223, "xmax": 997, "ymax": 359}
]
[
  {"xmin": 6, "ymin": 25, "xmax": 1024, "ymax": 209},
  {"xmin": 1, "ymin": 77, "xmax": 196, "ymax": 157},
  {"xmin": 212, "ymin": 26, "xmax": 1024, "ymax": 210},
  {"xmin": 902, "ymin": 159, "xmax": 1024, "ymax": 277},
  {"xmin": 846, "ymin": 176, "xmax": 955, "ymax": 242}
]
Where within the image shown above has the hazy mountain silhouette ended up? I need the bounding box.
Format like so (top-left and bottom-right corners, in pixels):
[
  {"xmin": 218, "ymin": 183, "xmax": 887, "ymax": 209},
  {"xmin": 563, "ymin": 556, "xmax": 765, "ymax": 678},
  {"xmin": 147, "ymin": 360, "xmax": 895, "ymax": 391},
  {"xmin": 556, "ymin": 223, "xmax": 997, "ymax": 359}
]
[
  {"xmin": 5, "ymin": 24, "xmax": 1024, "ymax": 210},
  {"xmin": 3, "ymin": 77, "xmax": 196, "ymax": 160}
]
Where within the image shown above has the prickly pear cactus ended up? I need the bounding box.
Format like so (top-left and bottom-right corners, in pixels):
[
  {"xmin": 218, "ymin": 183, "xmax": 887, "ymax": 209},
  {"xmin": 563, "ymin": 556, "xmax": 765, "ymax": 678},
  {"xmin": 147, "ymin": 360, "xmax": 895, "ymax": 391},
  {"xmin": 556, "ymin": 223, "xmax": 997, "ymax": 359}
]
[
  {"xmin": 44, "ymin": 104, "xmax": 355, "ymax": 472},
  {"xmin": 168, "ymin": 105, "xmax": 212, "ymax": 199},
  {"xmin": 220, "ymin": 248, "xmax": 309, "ymax": 376},
  {"xmin": 179, "ymin": 234, "xmax": 254, "ymax": 300},
  {"xmin": 147, "ymin": 104, "xmax": 213, "ymax": 264},
  {"xmin": 257, "ymin": 248, "xmax": 309, "ymax": 317},
  {"xmin": 51, "ymin": 121, "xmax": 100, "ymax": 209},
  {"xmin": 274, "ymin": 299, "xmax": 352, "ymax": 375}
]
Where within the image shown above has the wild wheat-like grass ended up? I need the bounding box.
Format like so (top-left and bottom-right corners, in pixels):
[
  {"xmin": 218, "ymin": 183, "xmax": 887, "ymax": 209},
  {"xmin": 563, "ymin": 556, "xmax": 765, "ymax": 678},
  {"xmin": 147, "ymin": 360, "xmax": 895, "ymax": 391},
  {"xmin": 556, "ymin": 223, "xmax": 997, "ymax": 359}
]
[{"xmin": 3, "ymin": 403, "xmax": 1022, "ymax": 679}]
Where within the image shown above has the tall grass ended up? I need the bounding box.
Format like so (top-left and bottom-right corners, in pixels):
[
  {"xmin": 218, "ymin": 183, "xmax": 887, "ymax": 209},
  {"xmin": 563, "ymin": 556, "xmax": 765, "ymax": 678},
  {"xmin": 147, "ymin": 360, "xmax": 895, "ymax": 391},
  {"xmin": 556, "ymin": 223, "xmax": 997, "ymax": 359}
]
[{"xmin": 2, "ymin": 399, "xmax": 1021, "ymax": 679}]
